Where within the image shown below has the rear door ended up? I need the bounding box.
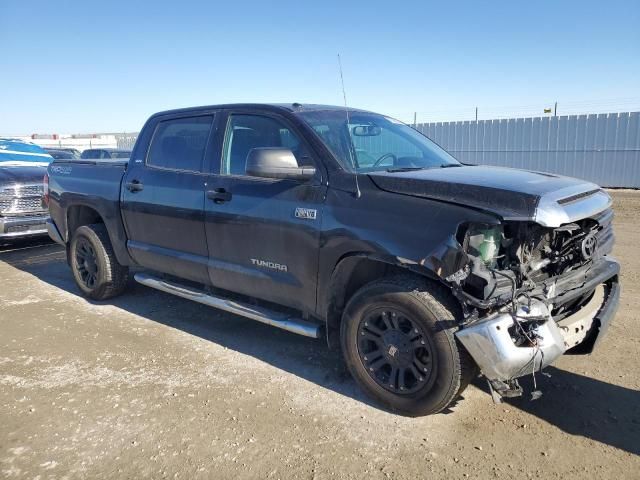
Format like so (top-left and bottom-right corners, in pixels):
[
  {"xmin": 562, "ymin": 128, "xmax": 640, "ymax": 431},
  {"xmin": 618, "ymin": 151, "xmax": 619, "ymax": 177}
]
[
  {"xmin": 204, "ymin": 110, "xmax": 327, "ymax": 313},
  {"xmin": 121, "ymin": 112, "xmax": 218, "ymax": 284}
]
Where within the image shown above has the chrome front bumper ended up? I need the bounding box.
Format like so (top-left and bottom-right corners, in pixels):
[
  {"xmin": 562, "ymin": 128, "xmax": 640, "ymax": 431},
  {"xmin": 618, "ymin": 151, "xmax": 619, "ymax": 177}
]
[
  {"xmin": 456, "ymin": 262, "xmax": 620, "ymax": 382},
  {"xmin": 0, "ymin": 214, "xmax": 49, "ymax": 239}
]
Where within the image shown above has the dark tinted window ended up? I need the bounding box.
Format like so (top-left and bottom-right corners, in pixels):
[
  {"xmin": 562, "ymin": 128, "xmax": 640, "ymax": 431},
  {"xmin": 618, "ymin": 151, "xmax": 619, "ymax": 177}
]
[
  {"xmin": 147, "ymin": 116, "xmax": 213, "ymax": 172},
  {"xmin": 81, "ymin": 149, "xmax": 100, "ymax": 159},
  {"xmin": 222, "ymin": 114, "xmax": 304, "ymax": 176}
]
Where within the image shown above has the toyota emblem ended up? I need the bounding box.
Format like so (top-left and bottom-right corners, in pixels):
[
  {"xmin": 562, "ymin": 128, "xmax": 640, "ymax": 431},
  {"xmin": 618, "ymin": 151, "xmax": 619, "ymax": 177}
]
[{"xmin": 581, "ymin": 233, "xmax": 597, "ymax": 260}]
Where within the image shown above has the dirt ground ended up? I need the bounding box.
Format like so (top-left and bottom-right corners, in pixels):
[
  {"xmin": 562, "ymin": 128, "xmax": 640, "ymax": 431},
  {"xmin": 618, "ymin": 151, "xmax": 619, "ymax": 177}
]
[{"xmin": 0, "ymin": 191, "xmax": 638, "ymax": 479}]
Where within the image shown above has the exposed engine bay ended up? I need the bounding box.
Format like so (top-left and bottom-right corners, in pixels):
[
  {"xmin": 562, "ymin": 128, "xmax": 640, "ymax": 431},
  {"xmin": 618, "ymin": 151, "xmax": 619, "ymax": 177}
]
[
  {"xmin": 457, "ymin": 207, "xmax": 614, "ymax": 309},
  {"xmin": 428, "ymin": 204, "xmax": 620, "ymax": 401}
]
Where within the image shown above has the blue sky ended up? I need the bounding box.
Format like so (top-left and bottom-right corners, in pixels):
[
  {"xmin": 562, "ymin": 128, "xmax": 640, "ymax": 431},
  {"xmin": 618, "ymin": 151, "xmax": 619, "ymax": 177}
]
[{"xmin": 1, "ymin": 0, "xmax": 638, "ymax": 134}]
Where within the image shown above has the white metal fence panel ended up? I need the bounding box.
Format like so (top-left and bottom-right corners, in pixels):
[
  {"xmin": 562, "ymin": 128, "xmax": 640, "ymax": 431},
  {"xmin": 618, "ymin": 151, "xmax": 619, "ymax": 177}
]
[
  {"xmin": 81, "ymin": 112, "xmax": 640, "ymax": 188},
  {"xmin": 417, "ymin": 112, "xmax": 640, "ymax": 188},
  {"xmin": 116, "ymin": 134, "xmax": 138, "ymax": 150}
]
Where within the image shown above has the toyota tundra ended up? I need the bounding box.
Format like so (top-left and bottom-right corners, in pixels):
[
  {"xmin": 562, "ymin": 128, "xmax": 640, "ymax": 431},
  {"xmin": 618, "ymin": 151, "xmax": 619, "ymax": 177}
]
[{"xmin": 45, "ymin": 104, "xmax": 620, "ymax": 416}]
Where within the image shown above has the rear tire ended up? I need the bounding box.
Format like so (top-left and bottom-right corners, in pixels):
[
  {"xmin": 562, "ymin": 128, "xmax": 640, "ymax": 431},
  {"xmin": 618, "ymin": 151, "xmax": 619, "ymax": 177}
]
[
  {"xmin": 70, "ymin": 224, "xmax": 128, "ymax": 300},
  {"xmin": 340, "ymin": 275, "xmax": 477, "ymax": 416}
]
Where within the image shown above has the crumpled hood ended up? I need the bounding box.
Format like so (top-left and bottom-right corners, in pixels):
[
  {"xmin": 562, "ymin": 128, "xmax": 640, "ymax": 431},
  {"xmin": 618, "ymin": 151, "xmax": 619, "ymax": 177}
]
[
  {"xmin": 368, "ymin": 165, "xmax": 608, "ymax": 226},
  {"xmin": 0, "ymin": 165, "xmax": 48, "ymax": 186}
]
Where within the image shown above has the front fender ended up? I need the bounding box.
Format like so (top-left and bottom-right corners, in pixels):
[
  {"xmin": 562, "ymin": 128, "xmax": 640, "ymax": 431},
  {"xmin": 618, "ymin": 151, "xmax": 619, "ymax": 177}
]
[{"xmin": 317, "ymin": 180, "xmax": 500, "ymax": 321}]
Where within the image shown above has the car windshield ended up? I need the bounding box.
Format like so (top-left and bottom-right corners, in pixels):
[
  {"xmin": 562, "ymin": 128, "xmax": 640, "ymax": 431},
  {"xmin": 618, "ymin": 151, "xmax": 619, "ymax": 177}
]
[{"xmin": 297, "ymin": 110, "xmax": 459, "ymax": 172}]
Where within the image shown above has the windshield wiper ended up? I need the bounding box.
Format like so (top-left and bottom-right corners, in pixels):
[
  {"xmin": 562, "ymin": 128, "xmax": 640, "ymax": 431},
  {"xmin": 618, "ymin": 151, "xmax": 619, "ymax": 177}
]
[
  {"xmin": 384, "ymin": 163, "xmax": 463, "ymax": 173},
  {"xmin": 385, "ymin": 167, "xmax": 427, "ymax": 173}
]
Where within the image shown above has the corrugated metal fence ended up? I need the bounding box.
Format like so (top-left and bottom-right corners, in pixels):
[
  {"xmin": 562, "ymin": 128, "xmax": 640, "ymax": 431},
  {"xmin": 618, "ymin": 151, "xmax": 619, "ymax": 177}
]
[
  {"xmin": 417, "ymin": 112, "xmax": 640, "ymax": 188},
  {"xmin": 115, "ymin": 134, "xmax": 138, "ymax": 150}
]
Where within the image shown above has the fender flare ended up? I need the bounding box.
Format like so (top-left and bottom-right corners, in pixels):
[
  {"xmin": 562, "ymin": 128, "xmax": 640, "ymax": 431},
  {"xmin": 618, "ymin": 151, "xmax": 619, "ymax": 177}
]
[{"xmin": 321, "ymin": 251, "xmax": 443, "ymax": 328}]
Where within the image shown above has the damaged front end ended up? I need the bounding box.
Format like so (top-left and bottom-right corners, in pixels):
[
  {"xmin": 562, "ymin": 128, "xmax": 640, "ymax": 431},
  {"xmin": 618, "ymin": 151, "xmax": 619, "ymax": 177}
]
[{"xmin": 427, "ymin": 202, "xmax": 621, "ymax": 401}]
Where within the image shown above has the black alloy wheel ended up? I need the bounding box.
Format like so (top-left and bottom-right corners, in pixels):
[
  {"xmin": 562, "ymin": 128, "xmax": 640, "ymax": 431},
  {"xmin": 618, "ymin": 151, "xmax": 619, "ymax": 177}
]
[
  {"xmin": 69, "ymin": 224, "xmax": 129, "ymax": 300},
  {"xmin": 357, "ymin": 306, "xmax": 436, "ymax": 394},
  {"xmin": 74, "ymin": 237, "xmax": 99, "ymax": 289},
  {"xmin": 340, "ymin": 275, "xmax": 478, "ymax": 416}
]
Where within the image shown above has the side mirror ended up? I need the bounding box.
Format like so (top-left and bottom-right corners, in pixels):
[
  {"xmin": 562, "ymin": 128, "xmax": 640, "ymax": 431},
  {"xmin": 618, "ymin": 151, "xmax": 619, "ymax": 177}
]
[{"xmin": 246, "ymin": 148, "xmax": 316, "ymax": 181}]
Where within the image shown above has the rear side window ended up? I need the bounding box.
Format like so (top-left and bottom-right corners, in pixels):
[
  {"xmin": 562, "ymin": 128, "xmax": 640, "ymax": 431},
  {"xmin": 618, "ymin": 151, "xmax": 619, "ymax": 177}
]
[
  {"xmin": 147, "ymin": 116, "xmax": 213, "ymax": 172},
  {"xmin": 81, "ymin": 149, "xmax": 100, "ymax": 159}
]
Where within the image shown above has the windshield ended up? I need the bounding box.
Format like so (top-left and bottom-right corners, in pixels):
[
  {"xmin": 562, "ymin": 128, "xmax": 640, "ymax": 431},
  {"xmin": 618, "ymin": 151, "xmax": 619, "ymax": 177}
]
[
  {"xmin": 297, "ymin": 110, "xmax": 459, "ymax": 172},
  {"xmin": 0, "ymin": 138, "xmax": 53, "ymax": 165}
]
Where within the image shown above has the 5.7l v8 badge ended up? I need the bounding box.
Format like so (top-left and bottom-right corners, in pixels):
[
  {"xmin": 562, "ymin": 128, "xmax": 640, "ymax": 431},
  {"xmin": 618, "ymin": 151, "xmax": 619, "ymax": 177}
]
[{"xmin": 295, "ymin": 207, "xmax": 317, "ymax": 220}]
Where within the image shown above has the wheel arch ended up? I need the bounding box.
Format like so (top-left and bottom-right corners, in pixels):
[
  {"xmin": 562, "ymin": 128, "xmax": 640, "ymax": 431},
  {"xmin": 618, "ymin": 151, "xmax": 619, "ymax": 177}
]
[
  {"xmin": 323, "ymin": 253, "xmax": 444, "ymax": 330},
  {"xmin": 66, "ymin": 204, "xmax": 104, "ymax": 236},
  {"xmin": 63, "ymin": 202, "xmax": 133, "ymax": 266}
]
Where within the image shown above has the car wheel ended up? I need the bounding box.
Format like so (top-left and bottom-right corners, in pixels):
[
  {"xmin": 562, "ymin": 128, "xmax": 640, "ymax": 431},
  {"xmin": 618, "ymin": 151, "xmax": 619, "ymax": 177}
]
[
  {"xmin": 70, "ymin": 224, "xmax": 129, "ymax": 300},
  {"xmin": 340, "ymin": 275, "xmax": 477, "ymax": 416}
]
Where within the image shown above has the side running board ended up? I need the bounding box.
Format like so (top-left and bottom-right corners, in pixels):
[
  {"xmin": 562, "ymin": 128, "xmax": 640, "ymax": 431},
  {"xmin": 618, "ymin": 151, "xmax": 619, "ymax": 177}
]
[{"xmin": 133, "ymin": 272, "xmax": 322, "ymax": 338}]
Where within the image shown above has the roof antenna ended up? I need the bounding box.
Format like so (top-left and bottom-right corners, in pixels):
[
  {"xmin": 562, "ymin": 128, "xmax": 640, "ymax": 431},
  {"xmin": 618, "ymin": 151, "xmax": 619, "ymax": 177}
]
[{"xmin": 337, "ymin": 53, "xmax": 361, "ymax": 198}]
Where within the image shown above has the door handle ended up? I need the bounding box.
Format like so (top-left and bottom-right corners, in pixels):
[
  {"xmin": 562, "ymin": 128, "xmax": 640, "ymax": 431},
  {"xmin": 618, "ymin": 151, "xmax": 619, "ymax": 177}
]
[
  {"xmin": 207, "ymin": 188, "xmax": 232, "ymax": 204},
  {"xmin": 125, "ymin": 180, "xmax": 144, "ymax": 192}
]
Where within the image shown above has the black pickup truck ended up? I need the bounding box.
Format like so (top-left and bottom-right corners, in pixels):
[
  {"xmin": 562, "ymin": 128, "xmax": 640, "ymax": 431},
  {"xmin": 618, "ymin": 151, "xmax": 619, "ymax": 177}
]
[{"xmin": 45, "ymin": 103, "xmax": 620, "ymax": 415}]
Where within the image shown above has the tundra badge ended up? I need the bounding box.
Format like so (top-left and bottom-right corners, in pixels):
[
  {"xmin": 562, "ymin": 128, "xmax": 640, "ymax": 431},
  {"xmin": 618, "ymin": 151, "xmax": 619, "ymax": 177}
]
[{"xmin": 251, "ymin": 259, "xmax": 288, "ymax": 272}]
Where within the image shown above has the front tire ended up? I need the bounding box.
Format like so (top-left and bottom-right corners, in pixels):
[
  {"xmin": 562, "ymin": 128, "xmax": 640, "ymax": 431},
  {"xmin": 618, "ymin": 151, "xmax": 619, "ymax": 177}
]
[
  {"xmin": 70, "ymin": 224, "xmax": 129, "ymax": 300},
  {"xmin": 340, "ymin": 275, "xmax": 477, "ymax": 416}
]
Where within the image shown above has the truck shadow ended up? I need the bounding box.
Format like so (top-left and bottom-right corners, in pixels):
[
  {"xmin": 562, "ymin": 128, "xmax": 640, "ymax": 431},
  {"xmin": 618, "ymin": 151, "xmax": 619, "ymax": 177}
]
[
  {"xmin": 496, "ymin": 368, "xmax": 640, "ymax": 456},
  {"xmin": 0, "ymin": 240, "xmax": 371, "ymax": 407},
  {"xmin": 2, "ymin": 241, "xmax": 639, "ymax": 455}
]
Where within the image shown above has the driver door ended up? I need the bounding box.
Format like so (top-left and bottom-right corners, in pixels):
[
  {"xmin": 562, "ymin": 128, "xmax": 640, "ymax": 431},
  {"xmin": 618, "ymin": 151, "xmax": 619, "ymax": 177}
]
[{"xmin": 204, "ymin": 110, "xmax": 326, "ymax": 313}]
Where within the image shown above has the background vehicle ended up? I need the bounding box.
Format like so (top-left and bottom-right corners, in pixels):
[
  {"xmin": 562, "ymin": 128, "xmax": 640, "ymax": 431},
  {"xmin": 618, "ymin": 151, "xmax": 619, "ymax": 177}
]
[
  {"xmin": 45, "ymin": 104, "xmax": 619, "ymax": 416},
  {"xmin": 0, "ymin": 138, "xmax": 52, "ymax": 240},
  {"xmin": 45, "ymin": 148, "xmax": 79, "ymax": 160},
  {"xmin": 80, "ymin": 148, "xmax": 131, "ymax": 160}
]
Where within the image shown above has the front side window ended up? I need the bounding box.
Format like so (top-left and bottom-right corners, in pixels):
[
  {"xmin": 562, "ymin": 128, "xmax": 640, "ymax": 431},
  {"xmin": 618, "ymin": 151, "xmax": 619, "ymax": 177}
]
[
  {"xmin": 147, "ymin": 115, "xmax": 213, "ymax": 172},
  {"xmin": 221, "ymin": 114, "xmax": 306, "ymax": 176},
  {"xmin": 297, "ymin": 110, "xmax": 459, "ymax": 172}
]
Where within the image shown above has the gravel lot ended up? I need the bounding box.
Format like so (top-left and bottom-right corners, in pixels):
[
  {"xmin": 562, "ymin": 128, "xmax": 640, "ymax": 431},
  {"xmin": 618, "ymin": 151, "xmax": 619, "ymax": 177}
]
[{"xmin": 1, "ymin": 191, "xmax": 639, "ymax": 479}]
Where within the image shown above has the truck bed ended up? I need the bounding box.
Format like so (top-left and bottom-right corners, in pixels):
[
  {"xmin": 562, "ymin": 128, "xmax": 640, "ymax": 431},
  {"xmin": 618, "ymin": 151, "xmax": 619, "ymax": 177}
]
[{"xmin": 47, "ymin": 158, "xmax": 130, "ymax": 264}]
